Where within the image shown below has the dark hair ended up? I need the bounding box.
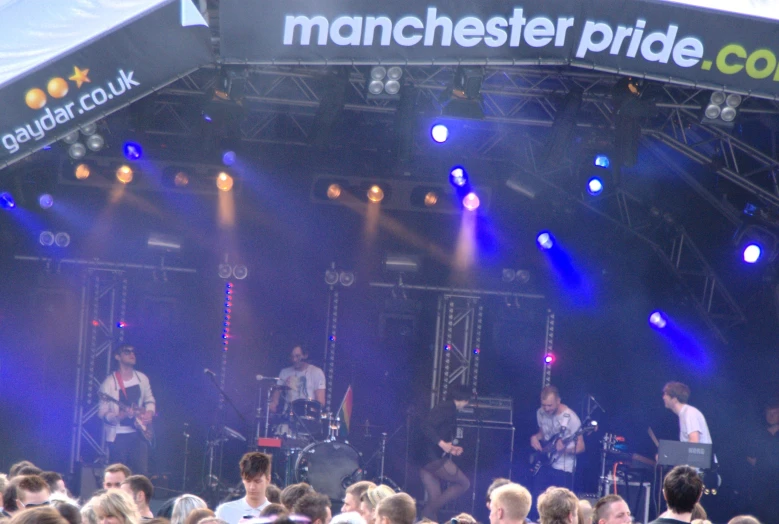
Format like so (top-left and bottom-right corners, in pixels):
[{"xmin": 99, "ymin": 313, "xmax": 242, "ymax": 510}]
[
  {"xmin": 449, "ymin": 385, "xmax": 471, "ymax": 402},
  {"xmin": 663, "ymin": 465, "xmax": 703, "ymax": 513},
  {"xmin": 260, "ymin": 504, "xmax": 288, "ymax": 517},
  {"xmin": 376, "ymin": 493, "xmax": 416, "ymax": 524},
  {"xmin": 8, "ymin": 506, "xmax": 68, "ymax": 524},
  {"xmin": 266, "ymin": 484, "xmax": 282, "ymax": 504},
  {"xmin": 116, "ymin": 344, "xmax": 135, "ymax": 353},
  {"xmin": 239, "ymin": 452, "xmax": 271, "ymax": 480},
  {"xmin": 293, "ymin": 493, "xmax": 331, "ymax": 524},
  {"xmin": 663, "ymin": 382, "xmax": 691, "ymax": 404},
  {"xmin": 592, "ymin": 495, "xmax": 624, "ymax": 523},
  {"xmin": 40, "ymin": 472, "xmax": 63, "ymax": 492},
  {"xmin": 121, "ymin": 475, "xmax": 154, "ymax": 503},
  {"xmin": 52, "ymin": 502, "xmax": 82, "ymax": 524},
  {"xmin": 345, "ymin": 481, "xmax": 376, "ymax": 500},
  {"xmin": 3, "ymin": 481, "xmax": 19, "ymax": 512},
  {"xmin": 485, "ymin": 478, "xmax": 511, "ymax": 500},
  {"xmin": 104, "ymin": 464, "xmax": 132, "ymax": 478},
  {"xmin": 9, "ymin": 461, "xmax": 37, "ymax": 479},
  {"xmin": 765, "ymin": 398, "xmax": 779, "ymax": 411},
  {"xmin": 16, "ymin": 466, "xmax": 44, "ymax": 477},
  {"xmin": 540, "ymin": 386, "xmax": 560, "ymax": 400},
  {"xmin": 15, "ymin": 475, "xmax": 50, "ymax": 496},
  {"xmin": 281, "ymin": 483, "xmax": 314, "ymax": 510}
]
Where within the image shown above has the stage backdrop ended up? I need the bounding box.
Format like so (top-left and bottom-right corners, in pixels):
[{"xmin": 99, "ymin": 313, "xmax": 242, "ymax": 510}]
[{"xmin": 220, "ymin": 0, "xmax": 779, "ymax": 99}]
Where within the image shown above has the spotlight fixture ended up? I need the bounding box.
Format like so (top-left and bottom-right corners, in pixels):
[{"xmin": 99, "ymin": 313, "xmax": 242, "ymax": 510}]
[
  {"xmin": 462, "ymin": 191, "xmax": 480, "ymax": 211},
  {"xmin": 85, "ymin": 134, "xmax": 105, "ymax": 152},
  {"xmin": 441, "ymin": 66, "xmax": 485, "ymax": 119},
  {"xmin": 587, "ymin": 177, "xmax": 604, "ymax": 195},
  {"xmin": 367, "ymin": 185, "xmax": 384, "ymax": 203},
  {"xmin": 537, "ymin": 231, "xmax": 555, "ymax": 250},
  {"xmin": 366, "ymin": 65, "xmax": 403, "ymax": 98},
  {"xmin": 502, "ymin": 269, "xmax": 531, "ymax": 283},
  {"xmin": 68, "ymin": 142, "xmax": 86, "ymax": 160},
  {"xmin": 339, "ymin": 271, "xmax": 356, "ymax": 287},
  {"xmin": 324, "ymin": 268, "xmax": 339, "ymax": 285},
  {"xmin": 74, "ymin": 163, "xmax": 91, "ymax": 180},
  {"xmin": 743, "ymin": 244, "xmax": 761, "ymax": 264},
  {"xmin": 0, "ymin": 192, "xmax": 16, "ymax": 209},
  {"xmin": 431, "ymin": 124, "xmax": 449, "ymax": 144},
  {"xmin": 123, "ymin": 142, "xmax": 143, "ymax": 161},
  {"xmin": 649, "ymin": 310, "xmax": 667, "ymax": 329},
  {"xmin": 218, "ymin": 263, "xmax": 233, "ymax": 279},
  {"xmin": 543, "ymin": 353, "xmax": 555, "ymax": 364},
  {"xmin": 174, "ymin": 172, "xmax": 189, "ymax": 187},
  {"xmin": 449, "ymin": 167, "xmax": 468, "ymax": 188},
  {"xmin": 38, "ymin": 194, "xmax": 54, "ymax": 209},
  {"xmin": 216, "ymin": 172, "xmax": 234, "ymax": 192},
  {"xmin": 733, "ymin": 224, "xmax": 778, "ymax": 264},
  {"xmin": 424, "ymin": 191, "xmax": 438, "ymax": 207},
  {"xmin": 453, "ymin": 66, "xmax": 484, "ymax": 99},
  {"xmin": 39, "ymin": 231, "xmax": 55, "ymax": 246},
  {"xmin": 63, "ymin": 131, "xmax": 80, "ymax": 145},
  {"xmin": 116, "ymin": 165, "xmax": 134, "ymax": 184},
  {"xmin": 327, "ymin": 184, "xmax": 342, "ymax": 200},
  {"xmin": 81, "ymin": 123, "xmax": 98, "ymax": 136},
  {"xmin": 222, "ymin": 150, "xmax": 236, "ymax": 166},
  {"xmin": 54, "ymin": 232, "xmax": 71, "ymax": 247},
  {"xmin": 233, "ymin": 264, "xmax": 248, "ymax": 280},
  {"xmin": 594, "ymin": 154, "xmax": 610, "ymax": 168},
  {"xmin": 703, "ymin": 91, "xmax": 742, "ymax": 125}
]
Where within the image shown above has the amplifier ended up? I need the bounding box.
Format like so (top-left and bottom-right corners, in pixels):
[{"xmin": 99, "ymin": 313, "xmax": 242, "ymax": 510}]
[{"xmin": 457, "ymin": 396, "xmax": 513, "ymax": 425}]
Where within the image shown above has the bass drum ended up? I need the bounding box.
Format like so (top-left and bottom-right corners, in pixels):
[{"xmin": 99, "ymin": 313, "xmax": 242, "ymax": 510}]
[{"xmin": 296, "ymin": 441, "xmax": 361, "ymax": 501}]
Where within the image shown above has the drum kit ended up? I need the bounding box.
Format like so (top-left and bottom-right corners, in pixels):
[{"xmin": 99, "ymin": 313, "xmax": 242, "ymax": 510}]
[{"xmin": 260, "ymin": 385, "xmax": 365, "ymax": 501}]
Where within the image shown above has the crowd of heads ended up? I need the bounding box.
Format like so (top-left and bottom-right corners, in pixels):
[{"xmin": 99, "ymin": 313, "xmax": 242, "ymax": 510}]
[{"xmin": 0, "ymin": 457, "xmax": 765, "ymax": 524}]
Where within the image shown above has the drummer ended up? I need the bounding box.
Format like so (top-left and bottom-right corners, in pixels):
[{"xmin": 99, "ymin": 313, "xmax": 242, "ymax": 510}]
[{"xmin": 269, "ymin": 344, "xmax": 326, "ymax": 413}]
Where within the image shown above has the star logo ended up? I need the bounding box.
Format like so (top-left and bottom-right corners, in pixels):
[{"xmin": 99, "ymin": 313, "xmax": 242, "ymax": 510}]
[{"xmin": 69, "ymin": 66, "xmax": 91, "ymax": 88}]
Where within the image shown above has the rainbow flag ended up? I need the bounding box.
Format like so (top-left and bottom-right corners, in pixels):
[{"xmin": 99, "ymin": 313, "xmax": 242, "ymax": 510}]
[{"xmin": 337, "ymin": 385, "xmax": 353, "ymax": 436}]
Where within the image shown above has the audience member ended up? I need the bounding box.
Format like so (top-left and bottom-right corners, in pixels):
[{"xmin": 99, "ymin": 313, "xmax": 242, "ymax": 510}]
[
  {"xmin": 259, "ymin": 504, "xmax": 287, "ymax": 518},
  {"xmin": 104, "ymin": 465, "xmax": 132, "ymax": 490},
  {"xmin": 451, "ymin": 512, "xmax": 476, "ymax": 524},
  {"xmin": 120, "ymin": 476, "xmax": 154, "ymax": 520},
  {"xmin": 489, "ymin": 483, "xmax": 532, "ymax": 524},
  {"xmin": 727, "ymin": 518, "xmax": 761, "ymax": 524},
  {"xmin": 13, "ymin": 475, "xmax": 51, "ymax": 513},
  {"xmin": 592, "ymin": 495, "xmax": 630, "ymax": 524},
  {"xmin": 650, "ymin": 465, "xmax": 703, "ymax": 523},
  {"xmin": 15, "ymin": 467, "xmax": 43, "ymax": 479},
  {"xmin": 690, "ymin": 504, "xmax": 707, "ymax": 521},
  {"xmin": 293, "ymin": 493, "xmax": 331, "ymax": 524},
  {"xmin": 330, "ymin": 512, "xmax": 366, "ymax": 524},
  {"xmin": 341, "ymin": 482, "xmax": 375, "ymax": 514},
  {"xmin": 145, "ymin": 519, "xmax": 170, "ymax": 524},
  {"xmin": 51, "ymin": 501, "xmax": 82, "ymax": 524},
  {"xmin": 266, "ymin": 486, "xmax": 281, "ymax": 505},
  {"xmin": 485, "ymin": 478, "xmax": 512, "ymax": 511},
  {"xmin": 578, "ymin": 500, "xmax": 593, "ymax": 524},
  {"xmin": 215, "ymin": 452, "xmax": 272, "ymax": 524},
  {"xmin": 80, "ymin": 498, "xmax": 99, "ymax": 524},
  {"xmin": 3, "ymin": 481, "xmax": 19, "ymax": 517},
  {"xmin": 280, "ymin": 484, "xmax": 314, "ymax": 512},
  {"xmin": 183, "ymin": 508, "xmax": 213, "ymax": 524},
  {"xmin": 691, "ymin": 520, "xmax": 711, "ymax": 524},
  {"xmin": 537, "ymin": 487, "xmax": 579, "ymax": 524},
  {"xmin": 170, "ymin": 495, "xmax": 207, "ymax": 524},
  {"xmin": 375, "ymin": 494, "xmax": 415, "ymax": 524},
  {"xmin": 94, "ymin": 490, "xmax": 141, "ymax": 524},
  {"xmin": 358, "ymin": 486, "xmax": 394, "ymax": 524},
  {"xmin": 41, "ymin": 473, "xmax": 68, "ymax": 496},
  {"xmin": 8, "ymin": 463, "xmax": 37, "ymax": 480},
  {"xmin": 197, "ymin": 519, "xmax": 228, "ymax": 524},
  {"xmin": 9, "ymin": 507, "xmax": 67, "ymax": 524}
]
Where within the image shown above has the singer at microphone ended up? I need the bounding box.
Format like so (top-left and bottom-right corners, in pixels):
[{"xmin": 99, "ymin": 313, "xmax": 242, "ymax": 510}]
[{"xmin": 268, "ymin": 344, "xmax": 326, "ymax": 414}]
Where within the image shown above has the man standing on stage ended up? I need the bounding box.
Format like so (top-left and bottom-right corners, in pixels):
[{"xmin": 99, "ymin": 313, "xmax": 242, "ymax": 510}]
[
  {"xmin": 530, "ymin": 386, "xmax": 585, "ymax": 492},
  {"xmin": 98, "ymin": 344, "xmax": 156, "ymax": 475},
  {"xmin": 662, "ymin": 382, "xmax": 711, "ymax": 444},
  {"xmin": 269, "ymin": 345, "xmax": 326, "ymax": 412}
]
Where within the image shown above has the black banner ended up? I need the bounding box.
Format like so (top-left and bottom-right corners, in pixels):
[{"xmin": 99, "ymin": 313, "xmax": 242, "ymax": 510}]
[
  {"xmin": 220, "ymin": 0, "xmax": 779, "ymax": 99},
  {"xmin": 0, "ymin": 0, "xmax": 213, "ymax": 169}
]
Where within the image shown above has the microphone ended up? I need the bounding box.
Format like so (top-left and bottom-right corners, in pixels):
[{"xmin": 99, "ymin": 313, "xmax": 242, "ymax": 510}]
[
  {"xmin": 589, "ymin": 394, "xmax": 606, "ymax": 413},
  {"xmin": 204, "ymin": 368, "xmax": 216, "ymax": 376},
  {"xmin": 256, "ymin": 374, "xmax": 281, "ymax": 381}
]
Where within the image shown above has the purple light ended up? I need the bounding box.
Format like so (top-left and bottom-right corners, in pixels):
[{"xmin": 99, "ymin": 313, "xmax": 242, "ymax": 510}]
[
  {"xmin": 649, "ymin": 310, "xmax": 668, "ymax": 329},
  {"xmin": 536, "ymin": 231, "xmax": 554, "ymax": 250},
  {"xmin": 544, "ymin": 353, "xmax": 555, "ymax": 364},
  {"xmin": 123, "ymin": 142, "xmax": 143, "ymax": 161},
  {"xmin": 222, "ymin": 150, "xmax": 236, "ymax": 166},
  {"xmin": 38, "ymin": 194, "xmax": 54, "ymax": 209},
  {"xmin": 0, "ymin": 192, "xmax": 16, "ymax": 210},
  {"xmin": 449, "ymin": 166, "xmax": 468, "ymax": 188},
  {"xmin": 462, "ymin": 192, "xmax": 480, "ymax": 211}
]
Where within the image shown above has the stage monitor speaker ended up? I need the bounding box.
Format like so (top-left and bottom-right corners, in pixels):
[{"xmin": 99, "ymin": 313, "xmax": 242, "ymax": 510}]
[{"xmin": 443, "ymin": 423, "xmax": 515, "ymax": 522}]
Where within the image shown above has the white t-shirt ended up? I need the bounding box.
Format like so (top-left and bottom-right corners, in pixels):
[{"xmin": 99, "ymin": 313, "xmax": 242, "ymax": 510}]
[
  {"xmin": 679, "ymin": 404, "xmax": 712, "ymax": 444},
  {"xmin": 215, "ymin": 497, "xmax": 270, "ymax": 524},
  {"xmin": 278, "ymin": 364, "xmax": 326, "ymax": 404},
  {"xmin": 536, "ymin": 406, "xmax": 582, "ymax": 473}
]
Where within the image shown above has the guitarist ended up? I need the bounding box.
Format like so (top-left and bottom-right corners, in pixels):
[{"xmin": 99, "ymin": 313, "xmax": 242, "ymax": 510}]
[
  {"xmin": 98, "ymin": 344, "xmax": 156, "ymax": 475},
  {"xmin": 530, "ymin": 386, "xmax": 585, "ymax": 496}
]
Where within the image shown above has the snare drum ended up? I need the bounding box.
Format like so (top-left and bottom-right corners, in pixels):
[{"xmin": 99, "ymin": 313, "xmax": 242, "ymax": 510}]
[
  {"xmin": 291, "ymin": 399, "xmax": 321, "ymax": 421},
  {"xmin": 296, "ymin": 441, "xmax": 362, "ymax": 500}
]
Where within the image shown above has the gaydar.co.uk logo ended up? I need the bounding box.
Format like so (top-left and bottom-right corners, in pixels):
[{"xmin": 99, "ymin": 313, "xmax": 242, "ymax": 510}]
[{"xmin": 2, "ymin": 65, "xmax": 140, "ymax": 155}]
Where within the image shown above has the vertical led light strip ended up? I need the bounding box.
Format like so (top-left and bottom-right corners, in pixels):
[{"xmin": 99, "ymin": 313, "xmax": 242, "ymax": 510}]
[
  {"xmin": 542, "ymin": 309, "xmax": 555, "ymax": 388},
  {"xmin": 220, "ymin": 281, "xmax": 233, "ymax": 409}
]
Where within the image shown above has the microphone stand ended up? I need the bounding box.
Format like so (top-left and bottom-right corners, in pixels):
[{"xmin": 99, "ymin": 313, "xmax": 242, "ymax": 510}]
[
  {"xmin": 470, "ymin": 393, "xmax": 482, "ymax": 516},
  {"xmin": 182, "ymin": 423, "xmax": 190, "ymax": 492}
]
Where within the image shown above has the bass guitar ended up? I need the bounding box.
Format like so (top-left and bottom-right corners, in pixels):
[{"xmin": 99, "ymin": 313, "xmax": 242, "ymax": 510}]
[
  {"xmin": 99, "ymin": 392, "xmax": 155, "ymax": 445},
  {"xmin": 530, "ymin": 421, "xmax": 598, "ymax": 476}
]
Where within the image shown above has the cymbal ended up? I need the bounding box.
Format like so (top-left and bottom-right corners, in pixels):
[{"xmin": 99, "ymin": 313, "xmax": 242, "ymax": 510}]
[{"xmin": 271, "ymin": 384, "xmax": 290, "ymax": 390}]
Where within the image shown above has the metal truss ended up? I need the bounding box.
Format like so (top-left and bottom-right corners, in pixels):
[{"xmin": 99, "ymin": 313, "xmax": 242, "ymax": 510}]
[{"xmin": 542, "ymin": 310, "xmax": 555, "ymax": 388}]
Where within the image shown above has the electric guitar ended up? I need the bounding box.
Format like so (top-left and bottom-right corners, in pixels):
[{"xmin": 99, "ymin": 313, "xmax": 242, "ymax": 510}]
[
  {"xmin": 530, "ymin": 422, "xmax": 598, "ymax": 476},
  {"xmin": 99, "ymin": 392, "xmax": 155, "ymax": 445}
]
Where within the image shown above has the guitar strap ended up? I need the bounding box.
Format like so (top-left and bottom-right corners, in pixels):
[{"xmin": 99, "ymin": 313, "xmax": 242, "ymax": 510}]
[{"xmin": 115, "ymin": 371, "xmax": 128, "ymax": 401}]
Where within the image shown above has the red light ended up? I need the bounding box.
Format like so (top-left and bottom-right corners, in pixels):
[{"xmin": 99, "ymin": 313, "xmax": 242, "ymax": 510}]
[
  {"xmin": 91, "ymin": 320, "xmax": 99, "ymax": 326},
  {"xmin": 544, "ymin": 353, "xmax": 555, "ymax": 364}
]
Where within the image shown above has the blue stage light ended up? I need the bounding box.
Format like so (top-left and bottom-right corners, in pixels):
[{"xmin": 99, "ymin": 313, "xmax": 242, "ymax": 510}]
[
  {"xmin": 123, "ymin": 142, "xmax": 143, "ymax": 161},
  {"xmin": 743, "ymin": 243, "xmax": 762, "ymax": 264},
  {"xmin": 587, "ymin": 177, "xmax": 604, "ymax": 195},
  {"xmin": 0, "ymin": 192, "xmax": 16, "ymax": 209},
  {"xmin": 594, "ymin": 154, "xmax": 610, "ymax": 168},
  {"xmin": 38, "ymin": 194, "xmax": 54, "ymax": 209},
  {"xmin": 449, "ymin": 166, "xmax": 468, "ymax": 187},
  {"xmin": 431, "ymin": 124, "xmax": 449, "ymax": 143},
  {"xmin": 222, "ymin": 150, "xmax": 236, "ymax": 166},
  {"xmin": 536, "ymin": 231, "xmax": 554, "ymax": 250},
  {"xmin": 649, "ymin": 310, "xmax": 668, "ymax": 329}
]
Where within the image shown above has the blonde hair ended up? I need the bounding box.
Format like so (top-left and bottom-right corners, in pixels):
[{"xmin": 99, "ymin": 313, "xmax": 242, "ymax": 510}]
[
  {"xmin": 360, "ymin": 485, "xmax": 395, "ymax": 511},
  {"xmin": 491, "ymin": 484, "xmax": 532, "ymax": 522},
  {"xmin": 171, "ymin": 495, "xmax": 208, "ymax": 524},
  {"xmin": 95, "ymin": 490, "xmax": 141, "ymax": 524}
]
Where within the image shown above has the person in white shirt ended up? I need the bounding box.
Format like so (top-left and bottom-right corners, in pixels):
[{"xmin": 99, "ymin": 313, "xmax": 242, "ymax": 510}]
[
  {"xmin": 269, "ymin": 345, "xmax": 326, "ymax": 413},
  {"xmin": 215, "ymin": 452, "xmax": 272, "ymax": 524},
  {"xmin": 662, "ymin": 382, "xmax": 712, "ymax": 444}
]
